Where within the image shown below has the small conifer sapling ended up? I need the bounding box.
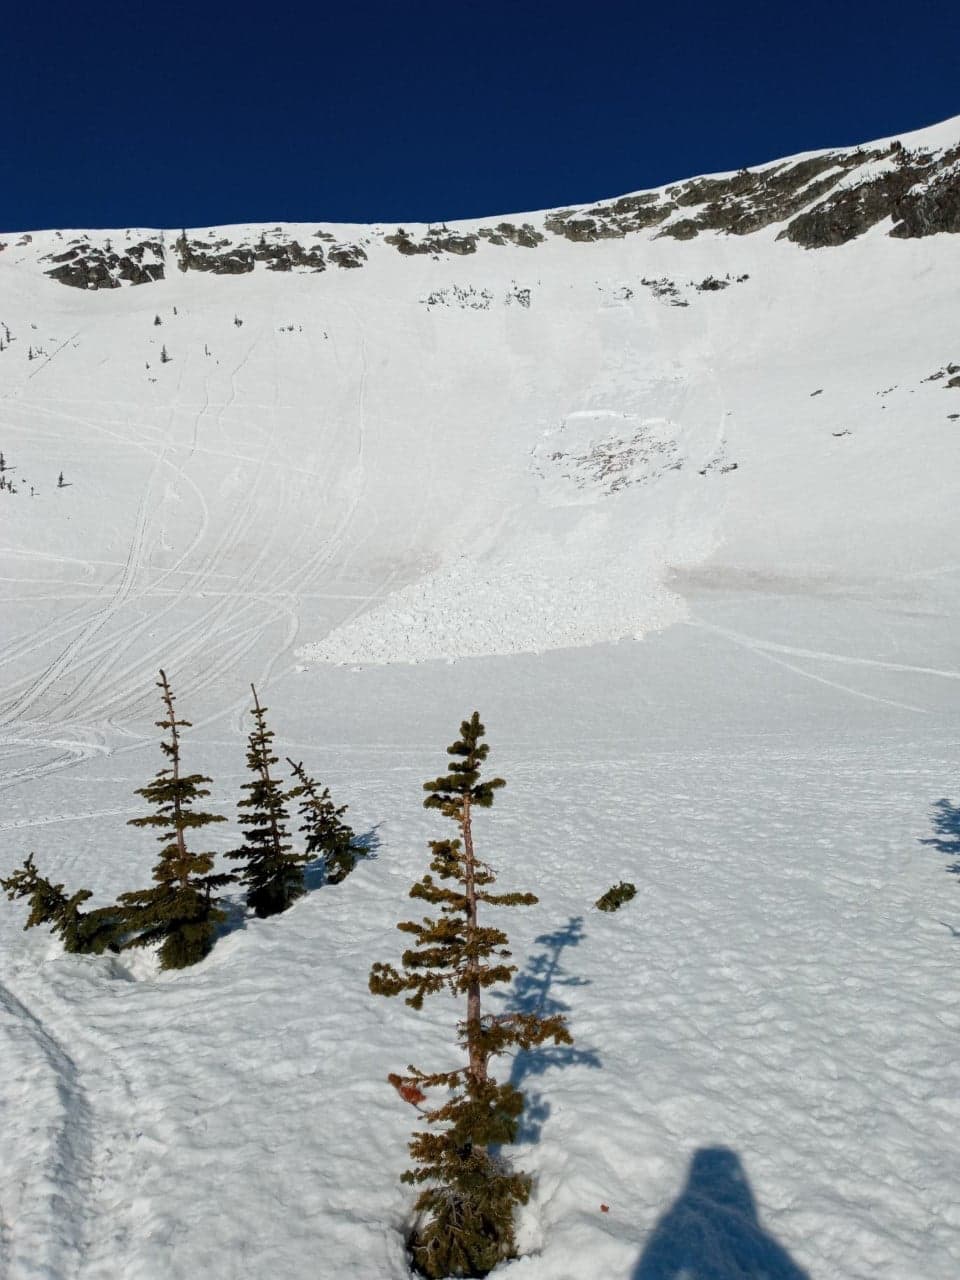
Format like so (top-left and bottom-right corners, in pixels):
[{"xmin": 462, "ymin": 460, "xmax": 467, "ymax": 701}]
[
  {"xmin": 1, "ymin": 854, "xmax": 123, "ymax": 954},
  {"xmin": 118, "ymin": 670, "xmax": 231, "ymax": 969},
  {"xmin": 287, "ymin": 758, "xmax": 361, "ymax": 884},
  {"xmin": 595, "ymin": 881, "xmax": 637, "ymax": 913},
  {"xmin": 227, "ymin": 686, "xmax": 307, "ymax": 916},
  {"xmin": 370, "ymin": 712, "xmax": 571, "ymax": 1279}
]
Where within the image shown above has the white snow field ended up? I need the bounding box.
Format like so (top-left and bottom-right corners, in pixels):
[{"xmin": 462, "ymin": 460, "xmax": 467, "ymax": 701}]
[{"xmin": 2, "ymin": 116, "xmax": 960, "ymax": 1279}]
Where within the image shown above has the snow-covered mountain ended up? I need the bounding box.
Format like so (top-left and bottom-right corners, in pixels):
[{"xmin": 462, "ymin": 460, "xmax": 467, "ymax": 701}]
[{"xmin": 1, "ymin": 116, "xmax": 959, "ymax": 1280}]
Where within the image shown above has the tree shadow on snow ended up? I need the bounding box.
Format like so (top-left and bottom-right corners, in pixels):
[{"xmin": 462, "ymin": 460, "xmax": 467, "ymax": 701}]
[
  {"xmin": 214, "ymin": 827, "xmax": 383, "ymax": 940},
  {"xmin": 632, "ymin": 1147, "xmax": 810, "ymax": 1280},
  {"xmin": 494, "ymin": 914, "xmax": 601, "ymax": 1143},
  {"xmin": 214, "ymin": 893, "xmax": 249, "ymax": 940},
  {"xmin": 303, "ymin": 825, "xmax": 382, "ymax": 893},
  {"xmin": 919, "ymin": 799, "xmax": 960, "ymax": 876}
]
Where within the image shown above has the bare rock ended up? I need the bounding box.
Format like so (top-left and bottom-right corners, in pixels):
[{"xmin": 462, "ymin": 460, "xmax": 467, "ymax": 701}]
[
  {"xmin": 327, "ymin": 243, "xmax": 367, "ymax": 268},
  {"xmin": 43, "ymin": 239, "xmax": 164, "ymax": 288}
]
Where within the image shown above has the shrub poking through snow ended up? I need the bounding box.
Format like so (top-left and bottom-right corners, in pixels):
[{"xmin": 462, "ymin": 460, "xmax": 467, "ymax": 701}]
[
  {"xmin": 595, "ymin": 881, "xmax": 637, "ymax": 913},
  {"xmin": 227, "ymin": 685, "xmax": 308, "ymax": 917},
  {"xmin": 287, "ymin": 758, "xmax": 362, "ymax": 884},
  {"xmin": 118, "ymin": 670, "xmax": 233, "ymax": 970},
  {"xmin": 370, "ymin": 712, "xmax": 571, "ymax": 1278},
  {"xmin": 0, "ymin": 854, "xmax": 124, "ymax": 954}
]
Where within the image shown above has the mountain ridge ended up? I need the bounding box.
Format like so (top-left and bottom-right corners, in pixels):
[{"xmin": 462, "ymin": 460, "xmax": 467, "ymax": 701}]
[
  {"xmin": 3, "ymin": 114, "xmax": 959, "ymax": 293},
  {"xmin": 1, "ymin": 109, "xmax": 958, "ymax": 679}
]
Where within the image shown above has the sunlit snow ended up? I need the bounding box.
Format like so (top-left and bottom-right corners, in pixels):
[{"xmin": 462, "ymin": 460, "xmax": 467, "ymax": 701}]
[{"xmin": 2, "ymin": 118, "xmax": 960, "ymax": 1279}]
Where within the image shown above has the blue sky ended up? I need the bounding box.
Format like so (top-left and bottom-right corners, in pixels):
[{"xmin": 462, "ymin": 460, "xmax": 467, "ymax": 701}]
[{"xmin": 4, "ymin": 0, "xmax": 958, "ymax": 231}]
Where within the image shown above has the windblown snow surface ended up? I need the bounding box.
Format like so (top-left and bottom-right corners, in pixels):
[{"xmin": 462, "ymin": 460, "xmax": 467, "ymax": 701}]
[{"xmin": 2, "ymin": 116, "xmax": 960, "ymax": 1280}]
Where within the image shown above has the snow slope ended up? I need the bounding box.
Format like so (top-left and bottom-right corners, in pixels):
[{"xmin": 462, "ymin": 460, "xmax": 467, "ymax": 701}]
[{"xmin": 1, "ymin": 117, "xmax": 960, "ymax": 1279}]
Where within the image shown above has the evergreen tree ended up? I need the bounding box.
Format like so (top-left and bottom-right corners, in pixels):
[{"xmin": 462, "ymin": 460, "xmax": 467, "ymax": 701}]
[
  {"xmin": 0, "ymin": 854, "xmax": 123, "ymax": 954},
  {"xmin": 370, "ymin": 712, "xmax": 571, "ymax": 1279},
  {"xmin": 117, "ymin": 670, "xmax": 231, "ymax": 970},
  {"xmin": 286, "ymin": 758, "xmax": 361, "ymax": 884},
  {"xmin": 227, "ymin": 686, "xmax": 307, "ymax": 917}
]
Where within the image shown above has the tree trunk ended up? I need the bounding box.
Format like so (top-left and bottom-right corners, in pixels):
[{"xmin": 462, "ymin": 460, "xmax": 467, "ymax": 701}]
[
  {"xmin": 160, "ymin": 670, "xmax": 190, "ymax": 885},
  {"xmin": 461, "ymin": 793, "xmax": 486, "ymax": 1085},
  {"xmin": 252, "ymin": 684, "xmax": 284, "ymax": 861}
]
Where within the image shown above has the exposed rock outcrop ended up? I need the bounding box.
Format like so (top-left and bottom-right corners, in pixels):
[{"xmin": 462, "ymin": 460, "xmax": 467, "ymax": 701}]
[
  {"xmin": 42, "ymin": 239, "xmax": 165, "ymax": 289},
  {"xmin": 327, "ymin": 243, "xmax": 367, "ymax": 268},
  {"xmin": 385, "ymin": 226, "xmax": 479, "ymax": 256},
  {"xmin": 175, "ymin": 235, "xmax": 255, "ymax": 274},
  {"xmin": 477, "ymin": 221, "xmax": 544, "ymax": 247},
  {"xmin": 541, "ymin": 138, "xmax": 959, "ymax": 249},
  {"xmin": 174, "ymin": 232, "xmax": 327, "ymax": 274},
  {"xmin": 780, "ymin": 144, "xmax": 960, "ymax": 247},
  {"xmin": 546, "ymin": 193, "xmax": 670, "ymax": 241}
]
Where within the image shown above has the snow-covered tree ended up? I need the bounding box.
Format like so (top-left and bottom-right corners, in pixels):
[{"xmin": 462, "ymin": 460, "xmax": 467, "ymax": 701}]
[
  {"xmin": 227, "ymin": 686, "xmax": 308, "ymax": 916},
  {"xmin": 118, "ymin": 670, "xmax": 231, "ymax": 970},
  {"xmin": 370, "ymin": 712, "xmax": 571, "ymax": 1278}
]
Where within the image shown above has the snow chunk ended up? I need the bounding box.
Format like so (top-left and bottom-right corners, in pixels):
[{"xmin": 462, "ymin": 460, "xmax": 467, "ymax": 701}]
[{"xmin": 297, "ymin": 547, "xmax": 686, "ymax": 665}]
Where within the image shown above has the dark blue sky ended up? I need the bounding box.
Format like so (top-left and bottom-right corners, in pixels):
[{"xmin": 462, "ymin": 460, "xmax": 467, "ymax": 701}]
[{"xmin": 4, "ymin": 0, "xmax": 958, "ymax": 232}]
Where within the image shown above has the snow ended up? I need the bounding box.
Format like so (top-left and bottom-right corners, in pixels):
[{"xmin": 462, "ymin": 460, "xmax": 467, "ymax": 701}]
[{"xmin": 2, "ymin": 115, "xmax": 960, "ymax": 1278}]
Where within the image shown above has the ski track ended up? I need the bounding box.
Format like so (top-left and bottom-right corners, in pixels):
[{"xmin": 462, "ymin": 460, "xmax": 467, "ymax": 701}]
[
  {"xmin": 0, "ymin": 401, "xmax": 212, "ymax": 714},
  {"xmin": 0, "ymin": 962, "xmax": 154, "ymax": 1280},
  {"xmin": 0, "ymin": 464, "xmax": 157, "ymax": 725},
  {"xmin": 0, "ymin": 805, "xmax": 142, "ymax": 832},
  {"xmin": 3, "ymin": 300, "xmax": 392, "ymax": 754},
  {"xmin": 743, "ymin": 645, "xmax": 930, "ymax": 714},
  {"xmin": 692, "ymin": 619, "xmax": 960, "ymax": 681},
  {"xmin": 2, "ymin": 310, "xmax": 365, "ymax": 753},
  {"xmin": 0, "ymin": 975, "xmax": 95, "ymax": 1278},
  {"xmin": 2, "ymin": 340, "xmax": 294, "ymax": 742},
  {"xmin": 691, "ymin": 618, "xmax": 954, "ymax": 712},
  {"xmin": 0, "ymin": 732, "xmax": 107, "ymax": 795},
  {"xmin": 59, "ymin": 321, "xmax": 309, "ymax": 726},
  {"xmin": 186, "ymin": 302, "xmax": 396, "ymax": 736}
]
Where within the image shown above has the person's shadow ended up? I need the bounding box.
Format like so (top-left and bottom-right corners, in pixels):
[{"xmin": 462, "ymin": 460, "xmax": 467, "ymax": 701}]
[{"xmin": 633, "ymin": 1147, "xmax": 810, "ymax": 1279}]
